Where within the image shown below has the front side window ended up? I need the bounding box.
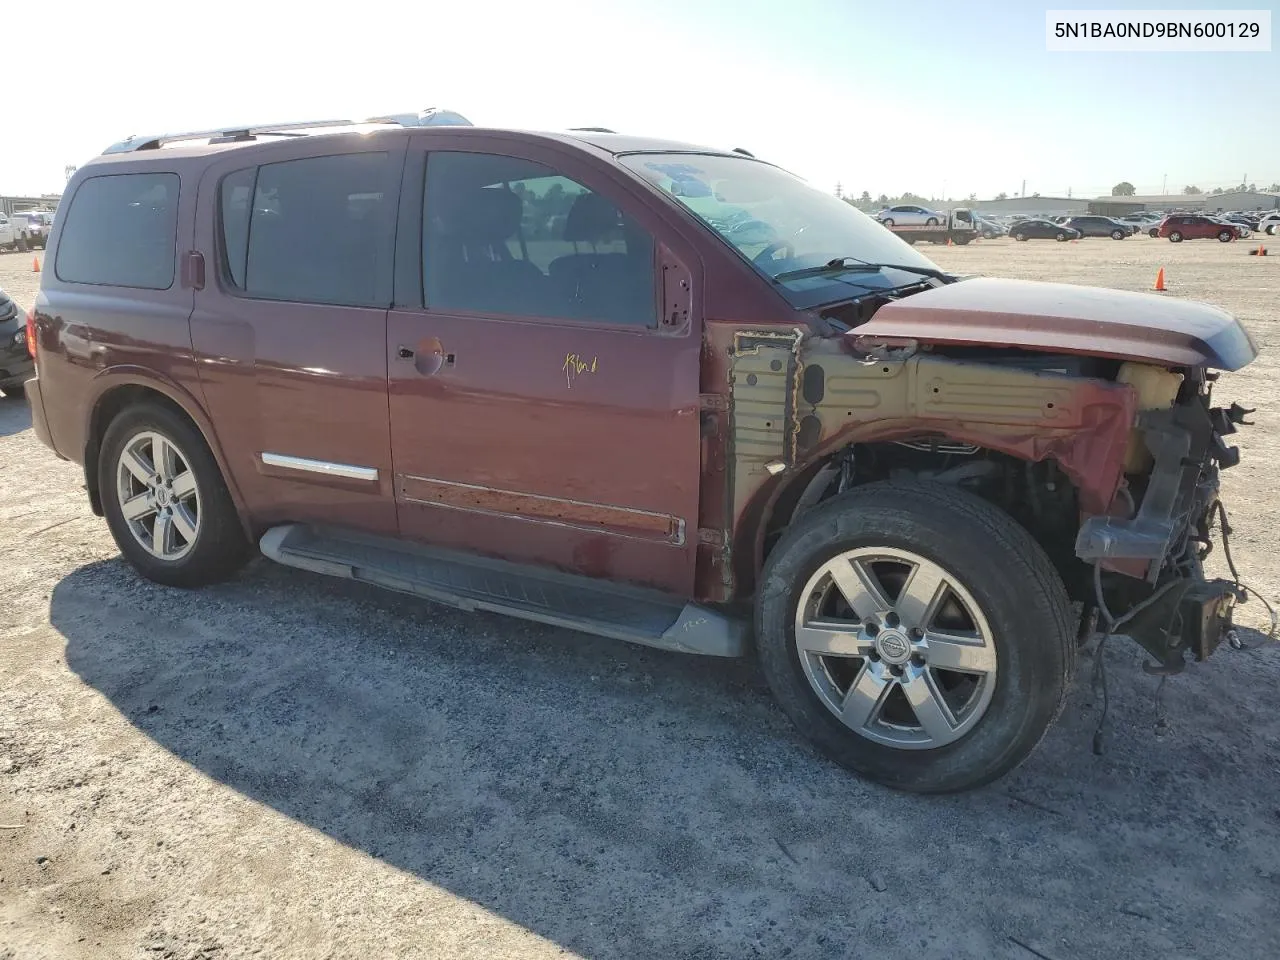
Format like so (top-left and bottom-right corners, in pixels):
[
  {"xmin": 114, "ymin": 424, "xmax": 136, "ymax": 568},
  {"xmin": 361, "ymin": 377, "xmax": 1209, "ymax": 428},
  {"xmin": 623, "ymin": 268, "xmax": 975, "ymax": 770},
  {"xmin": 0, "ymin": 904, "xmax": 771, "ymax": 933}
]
[
  {"xmin": 56, "ymin": 173, "xmax": 179, "ymax": 289},
  {"xmin": 621, "ymin": 153, "xmax": 939, "ymax": 308},
  {"xmin": 221, "ymin": 152, "xmax": 391, "ymax": 306},
  {"xmin": 423, "ymin": 151, "xmax": 656, "ymax": 327}
]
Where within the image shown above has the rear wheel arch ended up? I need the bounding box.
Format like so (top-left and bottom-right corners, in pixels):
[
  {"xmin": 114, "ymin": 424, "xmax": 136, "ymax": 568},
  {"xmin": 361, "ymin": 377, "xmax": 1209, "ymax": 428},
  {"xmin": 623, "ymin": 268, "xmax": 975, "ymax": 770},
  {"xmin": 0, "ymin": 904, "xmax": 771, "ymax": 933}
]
[{"xmin": 84, "ymin": 378, "xmax": 248, "ymax": 536}]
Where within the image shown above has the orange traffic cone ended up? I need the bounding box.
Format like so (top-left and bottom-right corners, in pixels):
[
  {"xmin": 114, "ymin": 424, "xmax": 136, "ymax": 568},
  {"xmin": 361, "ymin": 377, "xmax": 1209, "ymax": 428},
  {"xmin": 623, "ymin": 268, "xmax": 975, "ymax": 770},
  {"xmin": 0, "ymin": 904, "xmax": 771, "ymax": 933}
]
[
  {"xmin": 32, "ymin": 257, "xmax": 40, "ymax": 273},
  {"xmin": 1154, "ymin": 267, "xmax": 1166, "ymax": 291},
  {"xmin": 946, "ymin": 237, "xmax": 953, "ymax": 246}
]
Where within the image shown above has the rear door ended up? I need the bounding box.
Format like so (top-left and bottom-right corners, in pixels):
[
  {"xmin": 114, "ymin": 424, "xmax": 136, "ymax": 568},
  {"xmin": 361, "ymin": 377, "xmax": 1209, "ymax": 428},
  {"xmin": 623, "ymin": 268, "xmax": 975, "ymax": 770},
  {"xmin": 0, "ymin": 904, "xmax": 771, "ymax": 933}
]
[
  {"xmin": 384, "ymin": 135, "xmax": 703, "ymax": 595},
  {"xmin": 191, "ymin": 136, "xmax": 405, "ymax": 535}
]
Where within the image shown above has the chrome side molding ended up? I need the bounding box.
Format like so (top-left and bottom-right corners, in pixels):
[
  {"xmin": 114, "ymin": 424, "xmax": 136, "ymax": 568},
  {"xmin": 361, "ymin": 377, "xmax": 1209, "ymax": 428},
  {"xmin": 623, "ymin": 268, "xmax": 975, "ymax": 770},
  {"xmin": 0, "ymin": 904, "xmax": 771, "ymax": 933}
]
[{"xmin": 261, "ymin": 452, "xmax": 378, "ymax": 482}]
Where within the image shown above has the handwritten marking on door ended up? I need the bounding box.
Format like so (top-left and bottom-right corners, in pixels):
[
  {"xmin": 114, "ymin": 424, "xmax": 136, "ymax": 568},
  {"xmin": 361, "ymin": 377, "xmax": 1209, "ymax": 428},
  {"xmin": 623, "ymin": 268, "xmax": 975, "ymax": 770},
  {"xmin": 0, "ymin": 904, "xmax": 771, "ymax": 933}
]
[{"xmin": 563, "ymin": 353, "xmax": 599, "ymax": 388}]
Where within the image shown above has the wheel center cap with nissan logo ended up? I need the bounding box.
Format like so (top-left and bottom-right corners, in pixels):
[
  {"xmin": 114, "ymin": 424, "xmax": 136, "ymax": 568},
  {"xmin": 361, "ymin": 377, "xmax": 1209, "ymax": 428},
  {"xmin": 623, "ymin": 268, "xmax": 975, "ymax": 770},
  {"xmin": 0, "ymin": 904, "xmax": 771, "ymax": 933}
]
[{"xmin": 876, "ymin": 629, "xmax": 912, "ymax": 665}]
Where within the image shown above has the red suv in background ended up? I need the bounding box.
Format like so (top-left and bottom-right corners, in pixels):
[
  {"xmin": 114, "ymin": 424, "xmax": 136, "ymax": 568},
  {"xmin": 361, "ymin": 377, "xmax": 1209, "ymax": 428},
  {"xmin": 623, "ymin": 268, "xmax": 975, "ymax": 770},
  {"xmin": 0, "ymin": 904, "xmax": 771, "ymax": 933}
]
[{"xmin": 1158, "ymin": 215, "xmax": 1239, "ymax": 242}]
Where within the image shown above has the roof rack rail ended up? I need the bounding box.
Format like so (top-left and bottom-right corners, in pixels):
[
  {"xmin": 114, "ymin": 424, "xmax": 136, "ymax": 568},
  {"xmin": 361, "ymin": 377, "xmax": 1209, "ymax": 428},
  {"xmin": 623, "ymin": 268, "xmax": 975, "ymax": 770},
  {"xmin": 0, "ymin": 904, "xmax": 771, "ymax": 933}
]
[{"xmin": 103, "ymin": 118, "xmax": 358, "ymax": 155}]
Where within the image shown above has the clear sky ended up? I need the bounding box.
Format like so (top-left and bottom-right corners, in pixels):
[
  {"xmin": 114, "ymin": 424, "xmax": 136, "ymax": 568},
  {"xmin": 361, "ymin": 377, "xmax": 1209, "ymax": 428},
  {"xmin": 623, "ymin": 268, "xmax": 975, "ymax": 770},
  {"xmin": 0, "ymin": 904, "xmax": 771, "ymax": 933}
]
[{"xmin": 3, "ymin": 0, "xmax": 1276, "ymax": 200}]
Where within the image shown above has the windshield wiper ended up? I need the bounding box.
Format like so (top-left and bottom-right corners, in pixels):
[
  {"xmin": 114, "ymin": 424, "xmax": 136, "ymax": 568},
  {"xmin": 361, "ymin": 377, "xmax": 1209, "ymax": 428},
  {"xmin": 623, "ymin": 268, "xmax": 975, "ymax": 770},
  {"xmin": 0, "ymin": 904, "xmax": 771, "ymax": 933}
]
[{"xmin": 773, "ymin": 257, "xmax": 949, "ymax": 284}]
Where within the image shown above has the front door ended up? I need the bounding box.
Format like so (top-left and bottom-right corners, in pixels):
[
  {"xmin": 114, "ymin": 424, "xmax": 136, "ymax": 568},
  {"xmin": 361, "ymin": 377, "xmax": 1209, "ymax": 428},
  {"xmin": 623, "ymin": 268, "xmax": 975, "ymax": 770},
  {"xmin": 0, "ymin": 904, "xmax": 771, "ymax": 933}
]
[
  {"xmin": 386, "ymin": 138, "xmax": 702, "ymax": 595},
  {"xmin": 191, "ymin": 138, "xmax": 405, "ymax": 535}
]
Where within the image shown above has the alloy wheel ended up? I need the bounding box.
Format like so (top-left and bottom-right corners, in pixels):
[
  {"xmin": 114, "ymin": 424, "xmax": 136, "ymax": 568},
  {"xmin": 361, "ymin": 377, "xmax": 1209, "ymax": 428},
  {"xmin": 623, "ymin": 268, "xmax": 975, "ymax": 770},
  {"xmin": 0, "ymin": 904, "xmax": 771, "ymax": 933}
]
[
  {"xmin": 794, "ymin": 546, "xmax": 997, "ymax": 750},
  {"xmin": 116, "ymin": 431, "xmax": 202, "ymax": 561}
]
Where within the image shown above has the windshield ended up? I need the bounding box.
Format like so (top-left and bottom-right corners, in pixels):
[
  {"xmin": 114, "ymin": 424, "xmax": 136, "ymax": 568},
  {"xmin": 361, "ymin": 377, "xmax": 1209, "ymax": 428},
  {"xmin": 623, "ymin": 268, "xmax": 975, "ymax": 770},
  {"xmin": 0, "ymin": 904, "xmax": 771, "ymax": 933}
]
[{"xmin": 619, "ymin": 153, "xmax": 941, "ymax": 307}]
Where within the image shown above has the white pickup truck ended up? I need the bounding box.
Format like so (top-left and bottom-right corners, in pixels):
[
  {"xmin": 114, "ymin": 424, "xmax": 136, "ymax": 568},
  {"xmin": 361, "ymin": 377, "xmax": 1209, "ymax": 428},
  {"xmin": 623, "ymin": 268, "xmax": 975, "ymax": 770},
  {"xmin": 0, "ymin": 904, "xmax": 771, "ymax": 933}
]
[{"xmin": 0, "ymin": 213, "xmax": 32, "ymax": 252}]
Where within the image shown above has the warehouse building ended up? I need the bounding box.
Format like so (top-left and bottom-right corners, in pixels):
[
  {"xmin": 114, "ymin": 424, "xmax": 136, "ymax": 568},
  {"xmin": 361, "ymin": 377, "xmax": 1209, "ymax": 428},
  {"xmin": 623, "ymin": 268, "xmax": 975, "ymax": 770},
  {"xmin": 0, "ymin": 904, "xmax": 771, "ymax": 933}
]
[
  {"xmin": 1090, "ymin": 191, "xmax": 1280, "ymax": 216},
  {"xmin": 965, "ymin": 196, "xmax": 1092, "ymax": 217}
]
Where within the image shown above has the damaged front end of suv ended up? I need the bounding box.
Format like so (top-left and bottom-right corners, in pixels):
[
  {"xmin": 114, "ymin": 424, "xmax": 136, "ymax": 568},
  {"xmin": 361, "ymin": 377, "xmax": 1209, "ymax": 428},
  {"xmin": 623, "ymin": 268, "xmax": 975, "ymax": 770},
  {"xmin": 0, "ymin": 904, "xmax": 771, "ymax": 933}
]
[{"xmin": 715, "ymin": 275, "xmax": 1260, "ymax": 676}]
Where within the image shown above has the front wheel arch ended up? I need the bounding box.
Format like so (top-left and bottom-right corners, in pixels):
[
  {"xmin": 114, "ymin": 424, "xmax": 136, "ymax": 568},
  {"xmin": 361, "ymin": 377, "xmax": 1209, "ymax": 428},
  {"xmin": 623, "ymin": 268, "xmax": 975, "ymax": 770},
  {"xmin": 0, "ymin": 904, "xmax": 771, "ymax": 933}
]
[{"xmin": 755, "ymin": 481, "xmax": 1075, "ymax": 792}]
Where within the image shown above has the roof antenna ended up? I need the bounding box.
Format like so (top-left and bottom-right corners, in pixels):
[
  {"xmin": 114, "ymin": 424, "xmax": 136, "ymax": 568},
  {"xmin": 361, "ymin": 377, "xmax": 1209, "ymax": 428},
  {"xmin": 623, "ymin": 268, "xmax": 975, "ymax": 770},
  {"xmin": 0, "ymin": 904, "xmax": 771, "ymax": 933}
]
[{"xmin": 732, "ymin": 147, "xmax": 755, "ymax": 157}]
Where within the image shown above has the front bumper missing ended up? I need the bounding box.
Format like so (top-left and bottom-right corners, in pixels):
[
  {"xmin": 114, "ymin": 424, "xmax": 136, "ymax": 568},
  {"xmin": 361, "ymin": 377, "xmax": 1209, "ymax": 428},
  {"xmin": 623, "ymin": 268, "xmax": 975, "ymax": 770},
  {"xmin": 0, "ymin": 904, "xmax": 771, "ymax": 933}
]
[
  {"xmin": 1075, "ymin": 395, "xmax": 1252, "ymax": 670},
  {"xmin": 1074, "ymin": 403, "xmax": 1218, "ymax": 576},
  {"xmin": 1119, "ymin": 577, "xmax": 1237, "ymax": 672}
]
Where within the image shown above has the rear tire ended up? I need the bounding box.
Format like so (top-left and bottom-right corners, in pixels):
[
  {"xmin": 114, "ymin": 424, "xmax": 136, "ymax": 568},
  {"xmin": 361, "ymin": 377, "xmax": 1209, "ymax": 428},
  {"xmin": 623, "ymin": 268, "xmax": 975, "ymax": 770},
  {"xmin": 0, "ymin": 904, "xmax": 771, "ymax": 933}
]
[
  {"xmin": 756, "ymin": 482, "xmax": 1074, "ymax": 794},
  {"xmin": 99, "ymin": 402, "xmax": 250, "ymax": 587},
  {"xmin": 881, "ymin": 218, "xmax": 895, "ymax": 227},
  {"xmin": 1014, "ymin": 232, "xmax": 1027, "ymax": 241}
]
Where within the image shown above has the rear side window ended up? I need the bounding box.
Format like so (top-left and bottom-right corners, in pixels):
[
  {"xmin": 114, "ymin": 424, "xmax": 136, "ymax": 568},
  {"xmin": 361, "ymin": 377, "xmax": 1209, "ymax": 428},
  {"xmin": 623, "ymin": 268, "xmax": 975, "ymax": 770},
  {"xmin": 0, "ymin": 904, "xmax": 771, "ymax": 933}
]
[
  {"xmin": 221, "ymin": 152, "xmax": 392, "ymax": 307},
  {"xmin": 56, "ymin": 173, "xmax": 179, "ymax": 289}
]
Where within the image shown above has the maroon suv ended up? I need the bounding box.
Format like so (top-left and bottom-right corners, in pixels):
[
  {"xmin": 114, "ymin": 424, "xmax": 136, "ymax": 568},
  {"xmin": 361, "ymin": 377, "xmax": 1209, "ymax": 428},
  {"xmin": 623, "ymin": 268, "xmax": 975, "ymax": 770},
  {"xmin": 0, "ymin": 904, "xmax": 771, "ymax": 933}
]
[
  {"xmin": 24, "ymin": 120, "xmax": 1259, "ymax": 792},
  {"xmin": 1158, "ymin": 215, "xmax": 1240, "ymax": 242}
]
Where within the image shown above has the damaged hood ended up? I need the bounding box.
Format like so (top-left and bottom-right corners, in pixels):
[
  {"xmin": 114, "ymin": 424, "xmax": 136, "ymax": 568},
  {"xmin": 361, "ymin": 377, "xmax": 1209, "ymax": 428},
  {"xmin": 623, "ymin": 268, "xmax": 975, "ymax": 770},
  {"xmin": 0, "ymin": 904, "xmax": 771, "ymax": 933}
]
[{"xmin": 855, "ymin": 277, "xmax": 1258, "ymax": 370}]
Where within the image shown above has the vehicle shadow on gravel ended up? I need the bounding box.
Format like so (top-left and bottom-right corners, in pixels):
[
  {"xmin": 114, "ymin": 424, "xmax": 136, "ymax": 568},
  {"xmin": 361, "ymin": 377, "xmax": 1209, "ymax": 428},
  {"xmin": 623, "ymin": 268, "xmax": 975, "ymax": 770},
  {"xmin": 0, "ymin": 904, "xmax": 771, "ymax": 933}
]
[
  {"xmin": 54, "ymin": 557, "xmax": 1280, "ymax": 960},
  {"xmin": 0, "ymin": 395, "xmax": 32, "ymax": 436}
]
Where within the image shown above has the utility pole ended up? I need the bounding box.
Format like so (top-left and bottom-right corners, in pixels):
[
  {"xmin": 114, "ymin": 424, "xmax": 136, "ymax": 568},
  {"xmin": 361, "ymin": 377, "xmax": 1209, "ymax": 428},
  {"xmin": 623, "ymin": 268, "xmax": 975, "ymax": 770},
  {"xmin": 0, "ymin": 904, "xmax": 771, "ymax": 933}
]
[
  {"xmin": 1162, "ymin": 173, "xmax": 1167, "ymax": 195},
  {"xmin": 1021, "ymin": 179, "xmax": 1026, "ymax": 198}
]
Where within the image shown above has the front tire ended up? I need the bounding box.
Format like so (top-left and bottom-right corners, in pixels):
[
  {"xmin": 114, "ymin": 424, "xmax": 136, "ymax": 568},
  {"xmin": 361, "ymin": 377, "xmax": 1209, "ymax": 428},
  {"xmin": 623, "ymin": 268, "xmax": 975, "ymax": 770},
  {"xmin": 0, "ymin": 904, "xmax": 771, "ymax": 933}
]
[
  {"xmin": 755, "ymin": 482, "xmax": 1074, "ymax": 793},
  {"xmin": 925, "ymin": 217, "xmax": 939, "ymax": 226},
  {"xmin": 1149, "ymin": 228, "xmax": 1159, "ymax": 238},
  {"xmin": 1169, "ymin": 231, "xmax": 1183, "ymax": 242},
  {"xmin": 100, "ymin": 403, "xmax": 250, "ymax": 587},
  {"xmin": 1218, "ymin": 230, "xmax": 1233, "ymax": 242},
  {"xmin": 1111, "ymin": 229, "xmax": 1125, "ymax": 239},
  {"xmin": 1056, "ymin": 232, "xmax": 1068, "ymax": 241}
]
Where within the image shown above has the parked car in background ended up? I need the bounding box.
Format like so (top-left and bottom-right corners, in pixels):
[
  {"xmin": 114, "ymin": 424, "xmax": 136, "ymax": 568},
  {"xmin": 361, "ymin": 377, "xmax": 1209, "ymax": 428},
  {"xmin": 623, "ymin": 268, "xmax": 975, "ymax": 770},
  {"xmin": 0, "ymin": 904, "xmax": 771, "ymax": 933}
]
[
  {"xmin": 1221, "ymin": 214, "xmax": 1255, "ymax": 237},
  {"xmin": 876, "ymin": 204, "xmax": 944, "ymax": 226},
  {"xmin": 976, "ymin": 218, "xmax": 1006, "ymax": 239},
  {"xmin": 1223, "ymin": 213, "xmax": 1259, "ymax": 230},
  {"xmin": 1217, "ymin": 217, "xmax": 1251, "ymax": 239},
  {"xmin": 1061, "ymin": 216, "xmax": 1131, "ymax": 239},
  {"xmin": 1158, "ymin": 215, "xmax": 1238, "ymax": 242},
  {"xmin": 1259, "ymin": 213, "xmax": 1280, "ymax": 236},
  {"xmin": 11, "ymin": 212, "xmax": 53, "ymax": 249},
  {"xmin": 0, "ymin": 285, "xmax": 34, "ymax": 397},
  {"xmin": 1009, "ymin": 219, "xmax": 1080, "ymax": 241},
  {"xmin": 1119, "ymin": 213, "xmax": 1161, "ymax": 233},
  {"xmin": 0, "ymin": 213, "xmax": 32, "ymax": 252},
  {"xmin": 24, "ymin": 117, "xmax": 1260, "ymax": 794}
]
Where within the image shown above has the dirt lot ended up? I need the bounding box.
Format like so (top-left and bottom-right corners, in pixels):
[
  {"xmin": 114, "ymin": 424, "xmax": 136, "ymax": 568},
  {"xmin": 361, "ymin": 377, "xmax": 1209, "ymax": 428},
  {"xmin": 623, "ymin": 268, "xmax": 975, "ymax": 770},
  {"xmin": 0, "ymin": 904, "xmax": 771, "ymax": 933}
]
[{"xmin": 1, "ymin": 235, "xmax": 1278, "ymax": 960}]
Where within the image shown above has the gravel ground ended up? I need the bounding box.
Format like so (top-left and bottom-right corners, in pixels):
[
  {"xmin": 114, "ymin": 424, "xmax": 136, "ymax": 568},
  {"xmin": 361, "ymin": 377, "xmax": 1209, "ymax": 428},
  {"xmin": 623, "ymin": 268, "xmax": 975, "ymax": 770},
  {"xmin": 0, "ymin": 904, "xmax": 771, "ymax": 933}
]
[{"xmin": 2, "ymin": 236, "xmax": 1279, "ymax": 960}]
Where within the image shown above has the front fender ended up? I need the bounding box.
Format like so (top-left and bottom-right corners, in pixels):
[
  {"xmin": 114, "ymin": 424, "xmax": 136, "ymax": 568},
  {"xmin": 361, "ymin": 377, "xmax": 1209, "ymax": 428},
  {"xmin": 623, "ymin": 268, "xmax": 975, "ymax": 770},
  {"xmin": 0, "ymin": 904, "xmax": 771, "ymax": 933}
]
[{"xmin": 725, "ymin": 334, "xmax": 1137, "ymax": 598}]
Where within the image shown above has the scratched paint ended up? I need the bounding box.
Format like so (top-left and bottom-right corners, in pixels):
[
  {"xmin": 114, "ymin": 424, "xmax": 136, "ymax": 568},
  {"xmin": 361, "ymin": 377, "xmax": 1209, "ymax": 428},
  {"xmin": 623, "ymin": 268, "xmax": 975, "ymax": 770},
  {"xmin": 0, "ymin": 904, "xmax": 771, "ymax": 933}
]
[{"xmin": 563, "ymin": 353, "xmax": 599, "ymax": 388}]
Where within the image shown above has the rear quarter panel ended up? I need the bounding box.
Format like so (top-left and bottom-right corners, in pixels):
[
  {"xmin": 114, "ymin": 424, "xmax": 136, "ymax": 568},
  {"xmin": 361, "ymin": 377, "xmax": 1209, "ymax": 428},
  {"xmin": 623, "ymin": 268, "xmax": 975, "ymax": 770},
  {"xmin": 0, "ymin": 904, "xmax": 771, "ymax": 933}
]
[{"xmin": 34, "ymin": 157, "xmax": 202, "ymax": 467}]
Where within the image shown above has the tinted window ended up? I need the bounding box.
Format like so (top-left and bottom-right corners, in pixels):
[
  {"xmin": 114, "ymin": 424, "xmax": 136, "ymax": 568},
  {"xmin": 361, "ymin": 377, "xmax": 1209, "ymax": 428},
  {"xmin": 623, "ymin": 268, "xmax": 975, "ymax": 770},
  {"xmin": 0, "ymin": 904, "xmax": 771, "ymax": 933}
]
[
  {"xmin": 230, "ymin": 152, "xmax": 391, "ymax": 306},
  {"xmin": 56, "ymin": 173, "xmax": 179, "ymax": 289},
  {"xmin": 424, "ymin": 152, "xmax": 655, "ymax": 327},
  {"xmin": 219, "ymin": 167, "xmax": 256, "ymax": 289}
]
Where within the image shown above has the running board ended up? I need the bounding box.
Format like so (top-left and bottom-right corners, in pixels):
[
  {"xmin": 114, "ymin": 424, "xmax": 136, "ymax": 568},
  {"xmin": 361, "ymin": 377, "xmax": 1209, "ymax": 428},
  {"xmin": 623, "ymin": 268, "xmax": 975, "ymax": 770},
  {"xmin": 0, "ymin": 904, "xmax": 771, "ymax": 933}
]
[{"xmin": 259, "ymin": 524, "xmax": 748, "ymax": 657}]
